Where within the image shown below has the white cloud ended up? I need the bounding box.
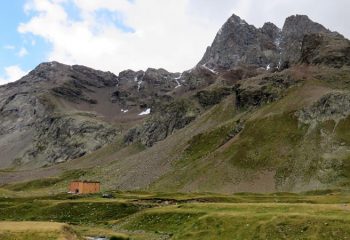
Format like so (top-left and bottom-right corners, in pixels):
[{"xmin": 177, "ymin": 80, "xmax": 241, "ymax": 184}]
[
  {"xmin": 18, "ymin": 47, "xmax": 29, "ymax": 57},
  {"xmin": 0, "ymin": 65, "xmax": 28, "ymax": 85},
  {"xmin": 18, "ymin": 0, "xmax": 222, "ymax": 73},
  {"xmin": 17, "ymin": 0, "xmax": 350, "ymax": 75},
  {"xmin": 4, "ymin": 45, "xmax": 16, "ymax": 50},
  {"xmin": 230, "ymin": 0, "xmax": 350, "ymax": 37}
]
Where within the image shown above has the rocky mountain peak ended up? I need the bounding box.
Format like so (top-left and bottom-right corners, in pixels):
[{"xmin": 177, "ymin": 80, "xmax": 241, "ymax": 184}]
[
  {"xmin": 226, "ymin": 13, "xmax": 248, "ymax": 26},
  {"xmin": 300, "ymin": 32, "xmax": 350, "ymax": 68},
  {"xmin": 31, "ymin": 61, "xmax": 66, "ymax": 72},
  {"xmin": 282, "ymin": 15, "xmax": 328, "ymax": 35},
  {"xmin": 9, "ymin": 61, "xmax": 68, "ymax": 87},
  {"xmin": 199, "ymin": 13, "xmax": 265, "ymax": 70},
  {"xmin": 0, "ymin": 61, "xmax": 120, "ymax": 168},
  {"xmin": 198, "ymin": 13, "xmax": 342, "ymax": 72},
  {"xmin": 20, "ymin": 61, "xmax": 117, "ymax": 89},
  {"xmin": 280, "ymin": 15, "xmax": 332, "ymax": 66},
  {"xmin": 261, "ymin": 22, "xmax": 281, "ymax": 40}
]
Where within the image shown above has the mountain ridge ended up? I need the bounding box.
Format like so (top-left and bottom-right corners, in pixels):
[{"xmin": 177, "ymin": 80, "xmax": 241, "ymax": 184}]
[
  {"xmin": 1, "ymin": 13, "xmax": 350, "ymax": 194},
  {"xmin": 198, "ymin": 13, "xmax": 339, "ymax": 72}
]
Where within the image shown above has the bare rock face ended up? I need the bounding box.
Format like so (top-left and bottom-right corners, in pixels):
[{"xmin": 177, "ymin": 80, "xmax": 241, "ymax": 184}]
[
  {"xmin": 297, "ymin": 92, "xmax": 350, "ymax": 124},
  {"xmin": 124, "ymin": 99, "xmax": 198, "ymax": 147},
  {"xmin": 50, "ymin": 64, "xmax": 117, "ymax": 104},
  {"xmin": 195, "ymin": 87, "xmax": 233, "ymax": 108},
  {"xmin": 235, "ymin": 73, "xmax": 300, "ymax": 109},
  {"xmin": 261, "ymin": 22, "xmax": 281, "ymax": 41},
  {"xmin": 199, "ymin": 14, "xmax": 280, "ymax": 71},
  {"xmin": 22, "ymin": 116, "xmax": 117, "ymax": 165},
  {"xmin": 280, "ymin": 15, "xmax": 333, "ymax": 67},
  {"xmin": 180, "ymin": 66, "xmax": 218, "ymax": 90},
  {"xmin": 112, "ymin": 68, "xmax": 180, "ymax": 109},
  {"xmin": 198, "ymin": 14, "xmax": 338, "ymax": 72},
  {"xmin": 0, "ymin": 62, "xmax": 119, "ymax": 168},
  {"xmin": 300, "ymin": 33, "xmax": 350, "ymax": 68},
  {"xmin": 0, "ymin": 61, "xmax": 218, "ymax": 168}
]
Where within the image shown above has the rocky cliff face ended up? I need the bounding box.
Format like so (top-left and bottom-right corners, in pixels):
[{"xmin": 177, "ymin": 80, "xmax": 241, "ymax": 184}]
[
  {"xmin": 0, "ymin": 61, "xmax": 215, "ymax": 168},
  {"xmin": 300, "ymin": 33, "xmax": 350, "ymax": 68},
  {"xmin": 124, "ymin": 99, "xmax": 198, "ymax": 147},
  {"xmin": 112, "ymin": 68, "xmax": 179, "ymax": 109},
  {"xmin": 199, "ymin": 14, "xmax": 338, "ymax": 72},
  {"xmin": 199, "ymin": 14, "xmax": 280, "ymax": 71},
  {"xmin": 297, "ymin": 92, "xmax": 350, "ymax": 124},
  {"xmin": 0, "ymin": 62, "xmax": 119, "ymax": 168},
  {"xmin": 235, "ymin": 73, "xmax": 300, "ymax": 109},
  {"xmin": 280, "ymin": 15, "xmax": 333, "ymax": 67}
]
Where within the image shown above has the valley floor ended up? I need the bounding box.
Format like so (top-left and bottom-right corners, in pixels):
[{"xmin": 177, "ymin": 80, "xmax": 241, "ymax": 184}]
[{"xmin": 1, "ymin": 189, "xmax": 350, "ymax": 239}]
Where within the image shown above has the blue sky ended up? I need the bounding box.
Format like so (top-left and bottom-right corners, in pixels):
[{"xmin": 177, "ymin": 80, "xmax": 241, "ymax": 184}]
[
  {"xmin": 0, "ymin": 0, "xmax": 139, "ymax": 84},
  {"xmin": 0, "ymin": 1, "xmax": 135, "ymax": 83},
  {"xmin": 1, "ymin": 0, "xmax": 349, "ymax": 85},
  {"xmin": 0, "ymin": 1, "xmax": 50, "ymax": 82}
]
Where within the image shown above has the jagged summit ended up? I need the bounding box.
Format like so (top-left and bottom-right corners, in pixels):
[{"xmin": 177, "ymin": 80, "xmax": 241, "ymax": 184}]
[
  {"xmin": 226, "ymin": 13, "xmax": 248, "ymax": 25},
  {"xmin": 280, "ymin": 14, "xmax": 333, "ymax": 66},
  {"xmin": 199, "ymin": 13, "xmax": 263, "ymax": 70},
  {"xmin": 300, "ymin": 32, "xmax": 350, "ymax": 68},
  {"xmin": 282, "ymin": 15, "xmax": 329, "ymax": 34},
  {"xmin": 198, "ymin": 13, "xmax": 339, "ymax": 71},
  {"xmin": 260, "ymin": 22, "xmax": 280, "ymax": 40},
  {"xmin": 10, "ymin": 61, "xmax": 118, "ymax": 90}
]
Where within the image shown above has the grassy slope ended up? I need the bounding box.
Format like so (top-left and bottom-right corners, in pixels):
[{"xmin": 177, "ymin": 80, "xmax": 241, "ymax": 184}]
[
  {"xmin": 86, "ymin": 94, "xmax": 238, "ymax": 191},
  {"xmin": 2, "ymin": 66, "xmax": 350, "ymax": 194},
  {"xmin": 147, "ymin": 95, "xmax": 239, "ymax": 192},
  {"xmin": 1, "ymin": 191, "xmax": 350, "ymax": 239},
  {"xmin": 0, "ymin": 221, "xmax": 79, "ymax": 240},
  {"xmin": 148, "ymin": 66, "xmax": 350, "ymax": 193},
  {"xmin": 123, "ymin": 203, "xmax": 350, "ymax": 240}
]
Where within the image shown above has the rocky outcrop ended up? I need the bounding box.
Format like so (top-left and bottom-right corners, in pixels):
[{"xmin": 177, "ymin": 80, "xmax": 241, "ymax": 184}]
[
  {"xmin": 49, "ymin": 63, "xmax": 117, "ymax": 103},
  {"xmin": 300, "ymin": 33, "xmax": 350, "ymax": 68},
  {"xmin": 261, "ymin": 22, "xmax": 281, "ymax": 42},
  {"xmin": 0, "ymin": 93, "xmax": 47, "ymax": 133},
  {"xmin": 219, "ymin": 66, "xmax": 261, "ymax": 86},
  {"xmin": 179, "ymin": 67, "xmax": 217, "ymax": 91},
  {"xmin": 0, "ymin": 62, "xmax": 120, "ymax": 168},
  {"xmin": 195, "ymin": 87, "xmax": 233, "ymax": 108},
  {"xmin": 235, "ymin": 74, "xmax": 299, "ymax": 109},
  {"xmin": 21, "ymin": 116, "xmax": 118, "ymax": 165},
  {"xmin": 124, "ymin": 99, "xmax": 198, "ymax": 147},
  {"xmin": 280, "ymin": 15, "xmax": 332, "ymax": 67},
  {"xmin": 199, "ymin": 14, "xmax": 280, "ymax": 71},
  {"xmin": 296, "ymin": 92, "xmax": 350, "ymax": 124},
  {"xmin": 198, "ymin": 14, "xmax": 338, "ymax": 71},
  {"xmin": 113, "ymin": 68, "xmax": 180, "ymax": 109}
]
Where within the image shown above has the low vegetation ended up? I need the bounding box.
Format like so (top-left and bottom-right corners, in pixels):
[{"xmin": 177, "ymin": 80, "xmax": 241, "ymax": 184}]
[
  {"xmin": 0, "ymin": 221, "xmax": 79, "ymax": 240},
  {"xmin": 0, "ymin": 189, "xmax": 350, "ymax": 239},
  {"xmin": 1, "ymin": 170, "xmax": 87, "ymax": 192}
]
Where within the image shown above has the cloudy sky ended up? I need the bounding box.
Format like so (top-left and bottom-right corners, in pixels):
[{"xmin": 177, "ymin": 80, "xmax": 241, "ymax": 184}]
[{"xmin": 0, "ymin": 0, "xmax": 349, "ymax": 85}]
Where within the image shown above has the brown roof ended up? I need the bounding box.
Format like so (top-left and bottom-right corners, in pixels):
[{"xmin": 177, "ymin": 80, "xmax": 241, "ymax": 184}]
[{"xmin": 71, "ymin": 180, "xmax": 100, "ymax": 183}]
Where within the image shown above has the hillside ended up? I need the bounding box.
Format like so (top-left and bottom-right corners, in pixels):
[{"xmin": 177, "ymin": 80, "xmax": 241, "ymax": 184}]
[
  {"xmin": 1, "ymin": 191, "xmax": 350, "ymax": 240},
  {"xmin": 1, "ymin": 14, "xmax": 350, "ymax": 194}
]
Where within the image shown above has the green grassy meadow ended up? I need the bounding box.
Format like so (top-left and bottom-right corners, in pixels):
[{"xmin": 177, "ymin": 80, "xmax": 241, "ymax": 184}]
[{"xmin": 1, "ymin": 188, "xmax": 350, "ymax": 239}]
